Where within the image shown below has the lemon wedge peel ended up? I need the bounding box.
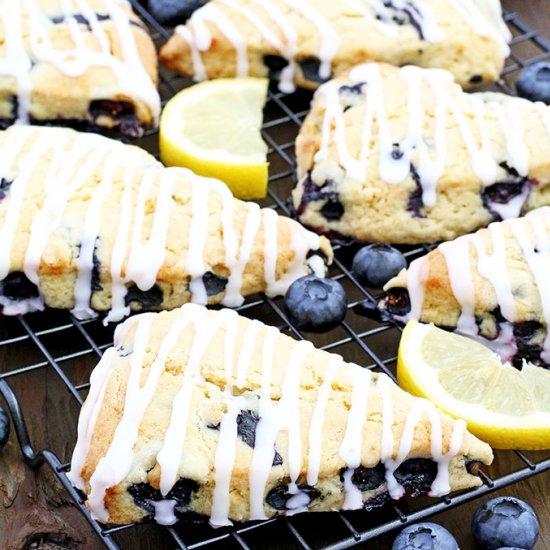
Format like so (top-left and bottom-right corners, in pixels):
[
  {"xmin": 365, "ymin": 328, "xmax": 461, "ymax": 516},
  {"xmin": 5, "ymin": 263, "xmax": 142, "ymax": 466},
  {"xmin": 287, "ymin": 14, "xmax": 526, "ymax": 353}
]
[
  {"xmin": 397, "ymin": 319, "xmax": 550, "ymax": 450},
  {"xmin": 159, "ymin": 78, "xmax": 269, "ymax": 201}
]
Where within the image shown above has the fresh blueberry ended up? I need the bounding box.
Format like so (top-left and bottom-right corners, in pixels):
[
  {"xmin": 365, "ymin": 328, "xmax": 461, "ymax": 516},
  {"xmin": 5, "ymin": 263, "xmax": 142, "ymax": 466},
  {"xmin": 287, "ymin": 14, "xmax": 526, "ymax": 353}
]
[
  {"xmin": 148, "ymin": 0, "xmax": 208, "ymax": 23},
  {"xmin": 284, "ymin": 275, "xmax": 347, "ymax": 332},
  {"xmin": 472, "ymin": 497, "xmax": 539, "ymax": 550},
  {"xmin": 352, "ymin": 244, "xmax": 407, "ymax": 289},
  {"xmin": 392, "ymin": 523, "xmax": 458, "ymax": 550},
  {"xmin": 0, "ymin": 407, "xmax": 9, "ymax": 449},
  {"xmin": 517, "ymin": 61, "xmax": 550, "ymax": 103}
]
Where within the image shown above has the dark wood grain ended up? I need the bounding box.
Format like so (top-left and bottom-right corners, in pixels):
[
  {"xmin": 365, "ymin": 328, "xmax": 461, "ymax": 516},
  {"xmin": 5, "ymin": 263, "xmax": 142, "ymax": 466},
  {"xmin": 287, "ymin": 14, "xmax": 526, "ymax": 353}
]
[{"xmin": 2, "ymin": 2, "xmax": 550, "ymax": 549}]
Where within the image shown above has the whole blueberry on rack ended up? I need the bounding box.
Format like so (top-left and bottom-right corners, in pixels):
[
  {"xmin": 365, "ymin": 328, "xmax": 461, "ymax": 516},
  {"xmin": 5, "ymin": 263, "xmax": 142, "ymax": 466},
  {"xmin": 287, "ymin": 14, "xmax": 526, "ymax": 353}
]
[
  {"xmin": 516, "ymin": 61, "xmax": 550, "ymax": 103},
  {"xmin": 351, "ymin": 243, "xmax": 407, "ymax": 289},
  {"xmin": 392, "ymin": 522, "xmax": 458, "ymax": 550},
  {"xmin": 148, "ymin": 0, "xmax": 208, "ymax": 23},
  {"xmin": 0, "ymin": 406, "xmax": 9, "ymax": 449},
  {"xmin": 472, "ymin": 497, "xmax": 539, "ymax": 550},
  {"xmin": 284, "ymin": 275, "xmax": 347, "ymax": 332}
]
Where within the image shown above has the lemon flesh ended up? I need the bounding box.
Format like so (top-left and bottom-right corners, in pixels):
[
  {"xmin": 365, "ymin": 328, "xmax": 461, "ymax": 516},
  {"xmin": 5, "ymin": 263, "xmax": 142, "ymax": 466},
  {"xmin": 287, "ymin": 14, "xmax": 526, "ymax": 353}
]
[
  {"xmin": 397, "ymin": 319, "xmax": 550, "ymax": 450},
  {"xmin": 160, "ymin": 78, "xmax": 269, "ymax": 200}
]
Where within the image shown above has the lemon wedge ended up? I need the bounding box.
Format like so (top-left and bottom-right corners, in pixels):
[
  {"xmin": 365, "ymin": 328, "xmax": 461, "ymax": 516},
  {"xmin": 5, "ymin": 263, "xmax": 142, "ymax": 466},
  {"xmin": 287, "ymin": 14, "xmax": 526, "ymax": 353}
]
[
  {"xmin": 159, "ymin": 78, "xmax": 269, "ymax": 200},
  {"xmin": 397, "ymin": 319, "xmax": 550, "ymax": 450}
]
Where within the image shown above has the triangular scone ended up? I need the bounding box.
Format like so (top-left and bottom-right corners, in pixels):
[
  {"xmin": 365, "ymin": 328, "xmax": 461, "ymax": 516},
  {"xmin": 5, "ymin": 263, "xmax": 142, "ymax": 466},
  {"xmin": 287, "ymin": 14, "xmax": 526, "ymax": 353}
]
[
  {"xmin": 0, "ymin": 0, "xmax": 160, "ymax": 137},
  {"xmin": 292, "ymin": 63, "xmax": 550, "ymax": 244},
  {"xmin": 379, "ymin": 207, "xmax": 550, "ymax": 369},
  {"xmin": 68, "ymin": 304, "xmax": 492, "ymax": 525},
  {"xmin": 0, "ymin": 126, "xmax": 331, "ymax": 321},
  {"xmin": 160, "ymin": 0, "xmax": 509, "ymax": 92}
]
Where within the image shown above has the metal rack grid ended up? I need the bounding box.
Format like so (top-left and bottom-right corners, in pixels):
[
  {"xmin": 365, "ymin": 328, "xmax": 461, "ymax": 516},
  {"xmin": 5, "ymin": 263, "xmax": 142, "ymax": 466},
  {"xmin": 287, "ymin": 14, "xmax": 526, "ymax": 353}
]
[{"xmin": 1, "ymin": 3, "xmax": 550, "ymax": 549}]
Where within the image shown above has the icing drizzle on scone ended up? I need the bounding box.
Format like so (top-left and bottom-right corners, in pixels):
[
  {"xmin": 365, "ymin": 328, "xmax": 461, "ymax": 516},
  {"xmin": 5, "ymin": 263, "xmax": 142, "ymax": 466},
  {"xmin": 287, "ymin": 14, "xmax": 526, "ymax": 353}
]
[
  {"xmin": 312, "ymin": 63, "xmax": 545, "ymax": 216},
  {"xmin": 68, "ymin": 304, "xmax": 476, "ymax": 525},
  {"xmin": 0, "ymin": 0, "xmax": 160, "ymax": 126},
  {"xmin": 0, "ymin": 126, "xmax": 326, "ymax": 320},
  {"xmin": 173, "ymin": 0, "xmax": 510, "ymax": 93},
  {"xmin": 401, "ymin": 207, "xmax": 550, "ymax": 365}
]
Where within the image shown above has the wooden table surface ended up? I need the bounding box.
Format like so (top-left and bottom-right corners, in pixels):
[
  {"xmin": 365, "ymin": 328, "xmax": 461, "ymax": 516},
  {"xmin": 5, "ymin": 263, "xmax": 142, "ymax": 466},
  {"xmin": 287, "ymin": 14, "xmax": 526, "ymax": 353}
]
[{"xmin": 2, "ymin": 1, "xmax": 550, "ymax": 549}]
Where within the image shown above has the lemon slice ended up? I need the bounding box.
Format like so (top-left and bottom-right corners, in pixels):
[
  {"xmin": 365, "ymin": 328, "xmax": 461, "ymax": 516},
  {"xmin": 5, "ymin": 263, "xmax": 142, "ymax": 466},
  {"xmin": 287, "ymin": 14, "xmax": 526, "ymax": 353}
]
[
  {"xmin": 397, "ymin": 319, "xmax": 550, "ymax": 449},
  {"xmin": 160, "ymin": 78, "xmax": 269, "ymax": 200}
]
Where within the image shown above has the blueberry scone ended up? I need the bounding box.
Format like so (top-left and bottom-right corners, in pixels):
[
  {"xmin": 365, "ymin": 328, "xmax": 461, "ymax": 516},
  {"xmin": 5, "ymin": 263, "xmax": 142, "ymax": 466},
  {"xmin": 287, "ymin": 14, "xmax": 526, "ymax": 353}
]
[
  {"xmin": 0, "ymin": 0, "xmax": 160, "ymax": 138},
  {"xmin": 292, "ymin": 63, "xmax": 550, "ymax": 245},
  {"xmin": 159, "ymin": 0, "xmax": 510, "ymax": 93},
  {"xmin": 0, "ymin": 126, "xmax": 331, "ymax": 321},
  {"xmin": 68, "ymin": 304, "xmax": 493, "ymax": 525},
  {"xmin": 376, "ymin": 207, "xmax": 550, "ymax": 369}
]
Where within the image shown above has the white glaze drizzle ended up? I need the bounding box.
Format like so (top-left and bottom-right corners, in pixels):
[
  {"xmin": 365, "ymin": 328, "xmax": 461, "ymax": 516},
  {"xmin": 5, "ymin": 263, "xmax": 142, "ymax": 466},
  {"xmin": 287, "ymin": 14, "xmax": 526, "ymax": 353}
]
[
  {"xmin": 210, "ymin": 309, "xmax": 240, "ymax": 527},
  {"xmin": 0, "ymin": 2, "xmax": 32, "ymax": 123},
  {"xmin": 249, "ymin": 325, "xmax": 280, "ymax": 520},
  {"xmin": 447, "ymin": 0, "xmax": 511, "ymax": 56},
  {"xmin": 314, "ymin": 63, "xmax": 545, "ymax": 211},
  {"xmin": 222, "ymin": 203, "xmax": 263, "ymax": 307},
  {"xmin": 346, "ymin": 0, "xmax": 445, "ymax": 42},
  {"xmin": 473, "ymin": 221, "xmax": 517, "ymax": 322},
  {"xmin": 174, "ymin": 0, "xmax": 507, "ymax": 92},
  {"xmin": 378, "ymin": 374, "xmax": 464, "ymax": 499},
  {"xmin": 250, "ymin": 0, "xmax": 298, "ymax": 93},
  {"xmin": 307, "ymin": 355, "xmax": 341, "ymax": 486},
  {"xmin": 67, "ymin": 346, "xmax": 119, "ymax": 491},
  {"xmin": 157, "ymin": 306, "xmax": 220, "ymax": 496},
  {"xmin": 439, "ymin": 237, "xmax": 478, "ymax": 336},
  {"xmin": 71, "ymin": 153, "xmax": 119, "ymax": 320},
  {"xmin": 104, "ymin": 165, "xmax": 137, "ymax": 324},
  {"xmin": 338, "ymin": 363, "xmax": 372, "ymax": 510},
  {"xmin": 0, "ymin": 128, "xmax": 52, "ymax": 281},
  {"xmin": 509, "ymin": 210, "xmax": 550, "ymax": 363},
  {"xmin": 403, "ymin": 207, "xmax": 550, "ymax": 365},
  {"xmin": 152, "ymin": 500, "xmax": 177, "ymax": 526},
  {"xmin": 71, "ymin": 305, "xmax": 472, "ymax": 523},
  {"xmin": 0, "ymin": 128, "xmax": 322, "ymax": 318},
  {"xmin": 280, "ymin": 0, "xmax": 339, "ymax": 81},
  {"xmin": 2, "ymin": 0, "xmax": 160, "ymax": 125}
]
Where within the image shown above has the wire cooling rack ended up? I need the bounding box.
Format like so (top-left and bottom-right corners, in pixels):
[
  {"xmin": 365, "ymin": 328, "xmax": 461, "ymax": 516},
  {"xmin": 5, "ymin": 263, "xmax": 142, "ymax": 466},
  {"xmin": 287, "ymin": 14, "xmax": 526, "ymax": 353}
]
[{"xmin": 2, "ymin": 3, "xmax": 550, "ymax": 549}]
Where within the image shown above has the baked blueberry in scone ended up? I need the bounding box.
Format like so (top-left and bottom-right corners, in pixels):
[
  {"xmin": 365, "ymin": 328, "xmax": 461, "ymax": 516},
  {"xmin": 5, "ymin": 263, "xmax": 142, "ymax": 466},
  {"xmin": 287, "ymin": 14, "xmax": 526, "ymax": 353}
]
[
  {"xmin": 67, "ymin": 304, "xmax": 492, "ymax": 525},
  {"xmin": 0, "ymin": 0, "xmax": 160, "ymax": 138},
  {"xmin": 159, "ymin": 0, "xmax": 510, "ymax": 93},
  {"xmin": 0, "ymin": 126, "xmax": 331, "ymax": 321},
  {"xmin": 376, "ymin": 207, "xmax": 550, "ymax": 369},
  {"xmin": 292, "ymin": 63, "xmax": 550, "ymax": 245}
]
